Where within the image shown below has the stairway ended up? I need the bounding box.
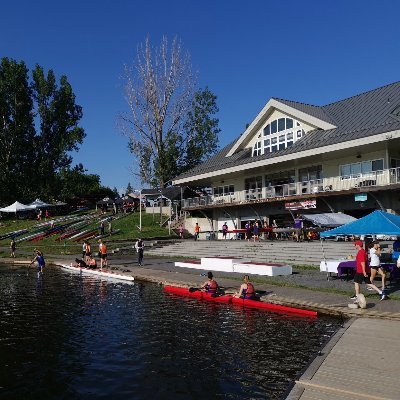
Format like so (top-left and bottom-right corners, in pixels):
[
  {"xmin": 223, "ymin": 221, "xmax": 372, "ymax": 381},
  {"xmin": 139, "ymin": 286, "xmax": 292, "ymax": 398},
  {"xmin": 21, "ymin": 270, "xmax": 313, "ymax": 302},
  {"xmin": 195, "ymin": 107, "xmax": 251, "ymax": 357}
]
[{"xmin": 145, "ymin": 239, "xmax": 358, "ymax": 266}]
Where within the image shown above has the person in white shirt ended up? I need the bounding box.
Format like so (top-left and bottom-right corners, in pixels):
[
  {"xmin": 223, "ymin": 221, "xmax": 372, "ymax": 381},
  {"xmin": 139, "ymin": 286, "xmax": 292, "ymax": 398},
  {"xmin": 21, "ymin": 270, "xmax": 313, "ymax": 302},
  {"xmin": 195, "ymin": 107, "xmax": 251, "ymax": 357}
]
[{"xmin": 369, "ymin": 241, "xmax": 386, "ymax": 292}]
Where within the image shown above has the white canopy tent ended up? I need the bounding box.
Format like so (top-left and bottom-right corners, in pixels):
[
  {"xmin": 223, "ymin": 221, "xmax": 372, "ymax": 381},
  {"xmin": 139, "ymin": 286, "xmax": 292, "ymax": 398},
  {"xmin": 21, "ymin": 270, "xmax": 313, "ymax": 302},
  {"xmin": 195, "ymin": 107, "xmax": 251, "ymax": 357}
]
[
  {"xmin": 0, "ymin": 201, "xmax": 34, "ymax": 213},
  {"xmin": 28, "ymin": 199, "xmax": 52, "ymax": 209}
]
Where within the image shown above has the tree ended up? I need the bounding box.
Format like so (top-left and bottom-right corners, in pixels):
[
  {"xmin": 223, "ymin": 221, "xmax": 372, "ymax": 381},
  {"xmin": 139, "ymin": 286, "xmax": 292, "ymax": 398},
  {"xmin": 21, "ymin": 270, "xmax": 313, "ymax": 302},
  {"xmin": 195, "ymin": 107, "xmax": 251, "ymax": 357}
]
[
  {"xmin": 0, "ymin": 58, "xmax": 36, "ymax": 204},
  {"xmin": 32, "ymin": 65, "xmax": 85, "ymax": 199},
  {"xmin": 122, "ymin": 36, "xmax": 195, "ymax": 188},
  {"xmin": 126, "ymin": 182, "xmax": 133, "ymax": 194},
  {"xmin": 179, "ymin": 87, "xmax": 220, "ymax": 173}
]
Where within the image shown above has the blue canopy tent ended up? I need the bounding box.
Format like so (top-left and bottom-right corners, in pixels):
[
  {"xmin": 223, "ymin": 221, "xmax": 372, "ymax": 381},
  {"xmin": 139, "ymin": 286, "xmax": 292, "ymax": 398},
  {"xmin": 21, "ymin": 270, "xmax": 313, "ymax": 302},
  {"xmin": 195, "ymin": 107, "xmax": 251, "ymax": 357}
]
[
  {"xmin": 320, "ymin": 210, "xmax": 400, "ymax": 237},
  {"xmin": 320, "ymin": 210, "xmax": 400, "ymax": 280}
]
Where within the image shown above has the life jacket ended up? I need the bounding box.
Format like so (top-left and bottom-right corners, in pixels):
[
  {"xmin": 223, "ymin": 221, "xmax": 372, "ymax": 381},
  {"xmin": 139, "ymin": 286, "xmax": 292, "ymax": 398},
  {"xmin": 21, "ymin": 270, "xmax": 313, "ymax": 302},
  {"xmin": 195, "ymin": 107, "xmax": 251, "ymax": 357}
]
[
  {"xmin": 85, "ymin": 243, "xmax": 91, "ymax": 253},
  {"xmin": 89, "ymin": 258, "xmax": 97, "ymax": 267},
  {"xmin": 206, "ymin": 279, "xmax": 218, "ymax": 294},
  {"xmin": 101, "ymin": 244, "xmax": 107, "ymax": 254},
  {"xmin": 243, "ymin": 282, "xmax": 255, "ymax": 299}
]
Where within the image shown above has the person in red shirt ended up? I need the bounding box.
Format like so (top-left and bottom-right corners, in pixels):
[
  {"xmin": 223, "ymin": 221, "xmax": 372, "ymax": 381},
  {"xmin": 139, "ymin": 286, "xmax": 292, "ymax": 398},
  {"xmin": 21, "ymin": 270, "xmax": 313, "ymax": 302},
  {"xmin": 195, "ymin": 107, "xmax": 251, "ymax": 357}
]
[{"xmin": 351, "ymin": 240, "xmax": 387, "ymax": 301}]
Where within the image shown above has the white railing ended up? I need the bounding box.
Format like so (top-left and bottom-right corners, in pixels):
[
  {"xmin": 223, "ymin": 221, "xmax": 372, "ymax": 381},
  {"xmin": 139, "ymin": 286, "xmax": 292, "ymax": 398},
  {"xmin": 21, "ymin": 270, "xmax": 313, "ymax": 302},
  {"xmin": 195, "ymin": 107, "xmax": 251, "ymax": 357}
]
[{"xmin": 181, "ymin": 168, "xmax": 400, "ymax": 209}]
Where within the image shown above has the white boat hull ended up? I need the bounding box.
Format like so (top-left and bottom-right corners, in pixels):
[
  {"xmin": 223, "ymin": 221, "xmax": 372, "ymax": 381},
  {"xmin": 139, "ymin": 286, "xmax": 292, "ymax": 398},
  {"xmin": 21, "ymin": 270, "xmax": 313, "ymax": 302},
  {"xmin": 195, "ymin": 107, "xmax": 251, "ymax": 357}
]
[{"xmin": 60, "ymin": 264, "xmax": 135, "ymax": 281}]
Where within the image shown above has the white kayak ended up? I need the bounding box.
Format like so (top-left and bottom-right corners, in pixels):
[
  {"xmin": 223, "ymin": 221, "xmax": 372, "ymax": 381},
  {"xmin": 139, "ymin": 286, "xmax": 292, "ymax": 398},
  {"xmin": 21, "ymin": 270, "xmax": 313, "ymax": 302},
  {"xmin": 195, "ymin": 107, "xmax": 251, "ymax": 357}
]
[{"xmin": 60, "ymin": 264, "xmax": 135, "ymax": 281}]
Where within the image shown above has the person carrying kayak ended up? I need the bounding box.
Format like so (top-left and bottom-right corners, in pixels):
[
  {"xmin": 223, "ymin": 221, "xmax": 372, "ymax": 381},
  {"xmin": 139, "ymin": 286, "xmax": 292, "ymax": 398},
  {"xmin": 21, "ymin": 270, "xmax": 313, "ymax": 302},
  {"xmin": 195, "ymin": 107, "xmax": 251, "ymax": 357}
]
[
  {"xmin": 234, "ymin": 275, "xmax": 256, "ymax": 299},
  {"xmin": 201, "ymin": 271, "xmax": 219, "ymax": 294},
  {"xmin": 30, "ymin": 249, "xmax": 45, "ymax": 274}
]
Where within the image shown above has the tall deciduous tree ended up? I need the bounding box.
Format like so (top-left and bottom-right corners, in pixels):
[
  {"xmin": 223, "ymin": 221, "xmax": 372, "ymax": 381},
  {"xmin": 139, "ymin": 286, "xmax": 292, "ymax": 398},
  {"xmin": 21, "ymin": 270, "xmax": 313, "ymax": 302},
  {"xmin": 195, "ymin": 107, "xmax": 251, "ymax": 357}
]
[
  {"xmin": 122, "ymin": 36, "xmax": 196, "ymax": 188},
  {"xmin": 32, "ymin": 65, "xmax": 85, "ymax": 198},
  {"xmin": 0, "ymin": 58, "xmax": 36, "ymax": 204}
]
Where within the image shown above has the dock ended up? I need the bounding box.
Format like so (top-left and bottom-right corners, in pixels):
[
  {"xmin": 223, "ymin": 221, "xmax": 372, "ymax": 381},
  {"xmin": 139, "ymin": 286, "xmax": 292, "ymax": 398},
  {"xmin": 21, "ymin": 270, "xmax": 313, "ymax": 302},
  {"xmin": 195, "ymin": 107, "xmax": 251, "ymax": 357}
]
[{"xmin": 287, "ymin": 318, "xmax": 400, "ymax": 399}]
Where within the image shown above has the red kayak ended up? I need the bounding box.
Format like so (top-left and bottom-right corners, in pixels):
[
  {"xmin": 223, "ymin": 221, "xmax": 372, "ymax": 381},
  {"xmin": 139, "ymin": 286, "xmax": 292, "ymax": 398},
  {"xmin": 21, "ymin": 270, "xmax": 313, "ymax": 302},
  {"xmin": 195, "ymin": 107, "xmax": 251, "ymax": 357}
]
[
  {"xmin": 164, "ymin": 286, "xmax": 232, "ymax": 303},
  {"xmin": 231, "ymin": 296, "xmax": 317, "ymax": 317},
  {"xmin": 163, "ymin": 286, "xmax": 317, "ymax": 316}
]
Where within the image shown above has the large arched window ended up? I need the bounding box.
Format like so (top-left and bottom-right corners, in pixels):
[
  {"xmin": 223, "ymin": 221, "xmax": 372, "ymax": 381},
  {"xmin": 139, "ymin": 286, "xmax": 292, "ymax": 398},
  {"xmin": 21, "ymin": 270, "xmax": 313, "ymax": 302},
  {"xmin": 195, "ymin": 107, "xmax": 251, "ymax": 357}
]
[{"xmin": 253, "ymin": 117, "xmax": 305, "ymax": 156}]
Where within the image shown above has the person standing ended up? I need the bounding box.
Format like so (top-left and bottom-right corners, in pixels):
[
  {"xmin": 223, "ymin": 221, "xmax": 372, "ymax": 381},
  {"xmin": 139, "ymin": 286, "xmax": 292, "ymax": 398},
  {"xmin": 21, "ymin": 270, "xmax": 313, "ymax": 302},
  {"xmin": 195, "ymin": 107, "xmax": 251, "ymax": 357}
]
[
  {"xmin": 222, "ymin": 222, "xmax": 228, "ymax": 240},
  {"xmin": 135, "ymin": 238, "xmax": 145, "ymax": 266},
  {"xmin": 98, "ymin": 239, "xmax": 108, "ymax": 269},
  {"xmin": 85, "ymin": 241, "xmax": 92, "ymax": 264},
  {"xmin": 194, "ymin": 223, "xmax": 200, "ymax": 241},
  {"xmin": 351, "ymin": 240, "xmax": 387, "ymax": 301},
  {"xmin": 100, "ymin": 221, "xmax": 105, "ymax": 236},
  {"xmin": 30, "ymin": 250, "xmax": 45, "ymax": 274},
  {"xmin": 82, "ymin": 241, "xmax": 87, "ymax": 260},
  {"xmin": 10, "ymin": 238, "xmax": 16, "ymax": 258},
  {"xmin": 179, "ymin": 225, "xmax": 184, "ymax": 239},
  {"xmin": 108, "ymin": 220, "xmax": 112, "ymax": 234},
  {"xmin": 369, "ymin": 241, "xmax": 386, "ymax": 292},
  {"xmin": 245, "ymin": 221, "xmax": 251, "ymax": 241},
  {"xmin": 253, "ymin": 220, "xmax": 259, "ymax": 242}
]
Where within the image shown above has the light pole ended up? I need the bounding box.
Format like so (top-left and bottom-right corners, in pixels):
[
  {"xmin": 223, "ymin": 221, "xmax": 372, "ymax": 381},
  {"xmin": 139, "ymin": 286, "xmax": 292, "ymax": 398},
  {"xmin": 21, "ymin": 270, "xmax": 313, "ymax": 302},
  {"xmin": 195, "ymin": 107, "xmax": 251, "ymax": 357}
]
[{"xmin": 139, "ymin": 189, "xmax": 142, "ymax": 231}]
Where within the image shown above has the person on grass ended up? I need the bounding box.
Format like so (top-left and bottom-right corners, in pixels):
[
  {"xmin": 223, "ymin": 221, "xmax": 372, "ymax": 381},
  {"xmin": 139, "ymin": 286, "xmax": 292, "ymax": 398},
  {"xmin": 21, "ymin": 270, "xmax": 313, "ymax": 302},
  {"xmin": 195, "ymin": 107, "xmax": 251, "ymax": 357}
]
[
  {"xmin": 351, "ymin": 240, "xmax": 387, "ymax": 301},
  {"xmin": 10, "ymin": 238, "xmax": 16, "ymax": 258}
]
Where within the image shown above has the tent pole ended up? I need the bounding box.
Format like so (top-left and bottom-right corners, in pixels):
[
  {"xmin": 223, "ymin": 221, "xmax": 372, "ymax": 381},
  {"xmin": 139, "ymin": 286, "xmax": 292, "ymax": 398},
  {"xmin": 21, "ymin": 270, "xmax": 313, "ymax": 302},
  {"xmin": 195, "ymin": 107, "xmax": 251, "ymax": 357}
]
[{"xmin": 320, "ymin": 237, "xmax": 330, "ymax": 281}]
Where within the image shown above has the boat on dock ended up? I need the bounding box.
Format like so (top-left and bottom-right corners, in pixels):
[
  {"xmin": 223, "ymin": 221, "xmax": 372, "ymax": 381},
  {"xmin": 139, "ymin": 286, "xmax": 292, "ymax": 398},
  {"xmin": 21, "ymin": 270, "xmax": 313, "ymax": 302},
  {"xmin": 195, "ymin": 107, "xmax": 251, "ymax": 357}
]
[{"xmin": 59, "ymin": 264, "xmax": 135, "ymax": 281}]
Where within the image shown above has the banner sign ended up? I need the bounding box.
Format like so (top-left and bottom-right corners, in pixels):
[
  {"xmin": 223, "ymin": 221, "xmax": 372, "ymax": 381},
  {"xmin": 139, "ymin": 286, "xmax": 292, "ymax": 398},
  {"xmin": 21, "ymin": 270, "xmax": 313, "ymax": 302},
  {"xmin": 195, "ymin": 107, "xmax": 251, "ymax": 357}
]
[
  {"xmin": 285, "ymin": 199, "xmax": 316, "ymax": 210},
  {"xmin": 355, "ymin": 193, "xmax": 368, "ymax": 202}
]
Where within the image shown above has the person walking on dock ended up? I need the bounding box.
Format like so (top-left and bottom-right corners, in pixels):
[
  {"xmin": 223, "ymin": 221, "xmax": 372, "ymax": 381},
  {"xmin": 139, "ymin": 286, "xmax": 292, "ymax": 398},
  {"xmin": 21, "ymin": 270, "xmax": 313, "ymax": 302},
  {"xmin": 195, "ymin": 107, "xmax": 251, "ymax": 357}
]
[
  {"xmin": 351, "ymin": 240, "xmax": 387, "ymax": 301},
  {"xmin": 369, "ymin": 241, "xmax": 386, "ymax": 292},
  {"xmin": 98, "ymin": 239, "xmax": 108, "ymax": 269},
  {"xmin": 135, "ymin": 238, "xmax": 145, "ymax": 266}
]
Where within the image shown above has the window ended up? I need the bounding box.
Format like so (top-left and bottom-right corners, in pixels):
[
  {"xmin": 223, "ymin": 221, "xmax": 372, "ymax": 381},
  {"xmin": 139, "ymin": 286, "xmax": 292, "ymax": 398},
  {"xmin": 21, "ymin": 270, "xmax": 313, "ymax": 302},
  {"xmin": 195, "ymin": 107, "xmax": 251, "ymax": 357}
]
[
  {"xmin": 213, "ymin": 185, "xmax": 235, "ymax": 197},
  {"xmin": 278, "ymin": 118, "xmax": 285, "ymax": 132},
  {"xmin": 340, "ymin": 159, "xmax": 384, "ymax": 179},
  {"xmin": 245, "ymin": 176, "xmax": 263, "ymax": 198},
  {"xmin": 252, "ymin": 141, "xmax": 262, "ymax": 156},
  {"xmin": 255, "ymin": 118, "xmax": 304, "ymax": 156},
  {"xmin": 271, "ymin": 120, "xmax": 277, "ymax": 134},
  {"xmin": 299, "ymin": 165, "xmax": 322, "ymax": 182}
]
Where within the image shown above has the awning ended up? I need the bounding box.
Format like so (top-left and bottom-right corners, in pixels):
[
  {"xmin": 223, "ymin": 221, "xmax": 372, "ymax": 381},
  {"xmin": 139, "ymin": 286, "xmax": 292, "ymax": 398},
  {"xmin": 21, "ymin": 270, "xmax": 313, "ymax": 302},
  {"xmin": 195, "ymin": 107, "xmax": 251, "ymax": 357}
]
[{"xmin": 302, "ymin": 213, "xmax": 356, "ymax": 227}]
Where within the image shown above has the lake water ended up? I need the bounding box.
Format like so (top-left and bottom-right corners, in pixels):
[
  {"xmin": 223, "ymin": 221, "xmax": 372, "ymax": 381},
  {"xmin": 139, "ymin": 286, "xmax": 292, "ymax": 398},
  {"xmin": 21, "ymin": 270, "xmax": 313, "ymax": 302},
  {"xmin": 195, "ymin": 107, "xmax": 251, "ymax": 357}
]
[{"xmin": 0, "ymin": 265, "xmax": 341, "ymax": 400}]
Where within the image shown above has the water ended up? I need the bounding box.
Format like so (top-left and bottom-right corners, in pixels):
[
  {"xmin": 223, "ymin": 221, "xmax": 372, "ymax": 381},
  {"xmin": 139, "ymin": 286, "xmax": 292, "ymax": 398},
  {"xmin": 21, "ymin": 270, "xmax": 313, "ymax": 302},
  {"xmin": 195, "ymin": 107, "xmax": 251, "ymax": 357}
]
[{"xmin": 0, "ymin": 265, "xmax": 341, "ymax": 400}]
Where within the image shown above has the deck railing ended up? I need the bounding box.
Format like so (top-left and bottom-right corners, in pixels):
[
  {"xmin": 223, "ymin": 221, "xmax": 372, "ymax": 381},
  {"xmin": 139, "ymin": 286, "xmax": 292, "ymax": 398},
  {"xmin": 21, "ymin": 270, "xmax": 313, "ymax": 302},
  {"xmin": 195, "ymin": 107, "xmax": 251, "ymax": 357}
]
[{"xmin": 181, "ymin": 167, "xmax": 400, "ymax": 209}]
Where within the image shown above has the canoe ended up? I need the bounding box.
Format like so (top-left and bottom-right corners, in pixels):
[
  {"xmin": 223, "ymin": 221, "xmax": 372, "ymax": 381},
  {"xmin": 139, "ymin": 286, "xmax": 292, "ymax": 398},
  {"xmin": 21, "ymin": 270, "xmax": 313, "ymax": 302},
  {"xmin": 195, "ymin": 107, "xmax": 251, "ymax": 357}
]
[
  {"xmin": 163, "ymin": 285, "xmax": 317, "ymax": 317},
  {"xmin": 163, "ymin": 286, "xmax": 232, "ymax": 303},
  {"xmin": 60, "ymin": 264, "xmax": 135, "ymax": 281}
]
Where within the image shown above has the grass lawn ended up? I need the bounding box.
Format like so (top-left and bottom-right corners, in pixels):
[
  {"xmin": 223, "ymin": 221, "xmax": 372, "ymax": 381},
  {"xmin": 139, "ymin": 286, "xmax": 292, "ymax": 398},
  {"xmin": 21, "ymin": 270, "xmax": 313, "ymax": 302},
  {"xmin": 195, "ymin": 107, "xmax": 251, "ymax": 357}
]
[{"xmin": 0, "ymin": 210, "xmax": 176, "ymax": 256}]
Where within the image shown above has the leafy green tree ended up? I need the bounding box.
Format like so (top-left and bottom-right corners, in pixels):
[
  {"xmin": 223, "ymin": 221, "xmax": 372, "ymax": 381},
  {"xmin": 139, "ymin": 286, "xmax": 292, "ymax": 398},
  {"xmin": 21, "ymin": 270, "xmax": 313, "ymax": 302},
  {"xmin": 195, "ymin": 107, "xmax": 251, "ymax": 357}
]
[
  {"xmin": 32, "ymin": 65, "xmax": 85, "ymax": 199},
  {"xmin": 126, "ymin": 182, "xmax": 133, "ymax": 194},
  {"xmin": 56, "ymin": 164, "xmax": 113, "ymax": 201},
  {"xmin": 0, "ymin": 58, "xmax": 36, "ymax": 204}
]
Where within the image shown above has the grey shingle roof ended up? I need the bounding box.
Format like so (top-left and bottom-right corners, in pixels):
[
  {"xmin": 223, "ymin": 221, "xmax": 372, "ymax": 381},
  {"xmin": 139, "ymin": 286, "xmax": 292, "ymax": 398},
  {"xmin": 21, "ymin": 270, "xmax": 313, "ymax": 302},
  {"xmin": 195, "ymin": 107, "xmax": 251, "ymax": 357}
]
[{"xmin": 174, "ymin": 81, "xmax": 400, "ymax": 182}]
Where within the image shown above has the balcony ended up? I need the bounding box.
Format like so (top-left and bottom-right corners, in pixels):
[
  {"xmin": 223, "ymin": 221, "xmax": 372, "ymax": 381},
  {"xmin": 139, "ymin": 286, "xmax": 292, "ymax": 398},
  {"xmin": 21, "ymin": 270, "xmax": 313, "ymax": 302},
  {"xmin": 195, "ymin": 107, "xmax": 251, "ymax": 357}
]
[{"xmin": 181, "ymin": 167, "xmax": 400, "ymax": 209}]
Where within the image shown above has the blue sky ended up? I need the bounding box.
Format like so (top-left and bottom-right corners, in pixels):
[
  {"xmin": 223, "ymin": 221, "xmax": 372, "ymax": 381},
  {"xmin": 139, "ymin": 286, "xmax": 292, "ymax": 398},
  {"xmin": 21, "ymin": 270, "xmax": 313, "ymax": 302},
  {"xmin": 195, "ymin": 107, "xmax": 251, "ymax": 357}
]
[{"xmin": 1, "ymin": 0, "xmax": 400, "ymax": 193}]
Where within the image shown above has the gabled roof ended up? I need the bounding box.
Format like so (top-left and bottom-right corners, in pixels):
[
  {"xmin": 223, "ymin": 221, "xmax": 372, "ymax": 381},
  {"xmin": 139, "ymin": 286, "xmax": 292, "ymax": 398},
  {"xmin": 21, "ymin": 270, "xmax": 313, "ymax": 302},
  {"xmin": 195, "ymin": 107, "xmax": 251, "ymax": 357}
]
[{"xmin": 173, "ymin": 81, "xmax": 400, "ymax": 184}]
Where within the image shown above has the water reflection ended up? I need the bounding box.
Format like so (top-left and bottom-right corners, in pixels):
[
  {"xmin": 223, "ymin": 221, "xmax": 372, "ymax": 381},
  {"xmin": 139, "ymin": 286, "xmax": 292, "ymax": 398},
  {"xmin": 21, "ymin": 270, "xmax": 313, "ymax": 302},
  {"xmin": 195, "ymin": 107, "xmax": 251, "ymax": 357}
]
[{"xmin": 0, "ymin": 265, "xmax": 340, "ymax": 400}]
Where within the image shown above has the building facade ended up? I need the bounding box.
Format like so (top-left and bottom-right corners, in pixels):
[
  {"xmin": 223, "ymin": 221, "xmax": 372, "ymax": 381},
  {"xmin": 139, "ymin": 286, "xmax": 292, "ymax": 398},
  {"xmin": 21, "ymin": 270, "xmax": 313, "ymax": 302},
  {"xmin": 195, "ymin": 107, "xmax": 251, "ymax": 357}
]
[{"xmin": 173, "ymin": 82, "xmax": 400, "ymax": 232}]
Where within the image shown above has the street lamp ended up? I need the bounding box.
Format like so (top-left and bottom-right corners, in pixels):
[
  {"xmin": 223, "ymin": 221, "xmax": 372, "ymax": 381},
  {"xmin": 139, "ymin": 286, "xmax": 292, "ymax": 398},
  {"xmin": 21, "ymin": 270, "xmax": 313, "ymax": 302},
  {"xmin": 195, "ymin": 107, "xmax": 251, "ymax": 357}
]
[{"xmin": 139, "ymin": 189, "xmax": 142, "ymax": 231}]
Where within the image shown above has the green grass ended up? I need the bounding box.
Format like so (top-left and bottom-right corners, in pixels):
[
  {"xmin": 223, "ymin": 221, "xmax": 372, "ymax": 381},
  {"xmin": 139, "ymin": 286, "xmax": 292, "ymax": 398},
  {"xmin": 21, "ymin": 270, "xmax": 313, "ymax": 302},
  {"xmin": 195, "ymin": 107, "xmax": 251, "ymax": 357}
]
[{"xmin": 0, "ymin": 210, "xmax": 176, "ymax": 256}]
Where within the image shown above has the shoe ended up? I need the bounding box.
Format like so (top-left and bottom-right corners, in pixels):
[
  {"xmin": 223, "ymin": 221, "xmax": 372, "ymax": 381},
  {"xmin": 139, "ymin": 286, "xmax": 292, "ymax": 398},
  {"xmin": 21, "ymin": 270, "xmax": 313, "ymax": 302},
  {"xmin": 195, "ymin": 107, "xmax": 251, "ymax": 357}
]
[
  {"xmin": 380, "ymin": 294, "xmax": 389, "ymax": 301},
  {"xmin": 350, "ymin": 295, "xmax": 357, "ymax": 300},
  {"xmin": 366, "ymin": 286, "xmax": 374, "ymax": 291}
]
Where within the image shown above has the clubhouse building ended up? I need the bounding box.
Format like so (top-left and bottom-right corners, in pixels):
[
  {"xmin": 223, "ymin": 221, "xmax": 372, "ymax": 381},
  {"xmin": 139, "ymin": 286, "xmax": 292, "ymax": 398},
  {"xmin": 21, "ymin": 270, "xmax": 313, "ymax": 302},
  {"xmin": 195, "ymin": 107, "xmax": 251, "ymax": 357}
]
[{"xmin": 173, "ymin": 82, "xmax": 400, "ymax": 232}]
